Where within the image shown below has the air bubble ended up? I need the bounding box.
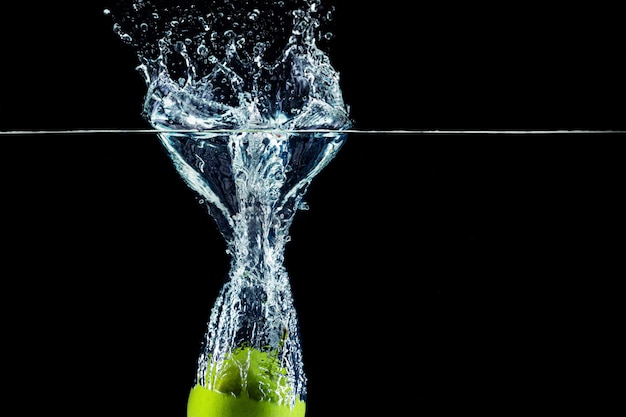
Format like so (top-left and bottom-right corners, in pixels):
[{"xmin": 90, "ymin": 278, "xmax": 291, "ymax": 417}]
[
  {"xmin": 197, "ymin": 44, "xmax": 209, "ymax": 57},
  {"xmin": 174, "ymin": 40, "xmax": 186, "ymax": 53}
]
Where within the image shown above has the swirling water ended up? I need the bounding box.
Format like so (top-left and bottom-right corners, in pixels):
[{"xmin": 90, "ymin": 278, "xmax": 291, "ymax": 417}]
[{"xmin": 106, "ymin": 0, "xmax": 351, "ymax": 407}]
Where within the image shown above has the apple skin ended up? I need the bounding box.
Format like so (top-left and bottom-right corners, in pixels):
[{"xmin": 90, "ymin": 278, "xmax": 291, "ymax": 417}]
[
  {"xmin": 187, "ymin": 384, "xmax": 306, "ymax": 417},
  {"xmin": 187, "ymin": 346, "xmax": 306, "ymax": 417}
]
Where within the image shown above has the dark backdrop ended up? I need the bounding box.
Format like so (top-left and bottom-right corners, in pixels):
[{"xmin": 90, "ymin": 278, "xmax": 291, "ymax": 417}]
[{"xmin": 1, "ymin": 2, "xmax": 623, "ymax": 416}]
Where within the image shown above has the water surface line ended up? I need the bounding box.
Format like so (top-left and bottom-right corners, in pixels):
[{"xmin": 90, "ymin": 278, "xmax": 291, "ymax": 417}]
[{"xmin": 1, "ymin": 129, "xmax": 624, "ymax": 136}]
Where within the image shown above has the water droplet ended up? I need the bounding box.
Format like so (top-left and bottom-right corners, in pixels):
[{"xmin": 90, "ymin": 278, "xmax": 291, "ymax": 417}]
[
  {"xmin": 248, "ymin": 9, "xmax": 260, "ymax": 21},
  {"xmin": 326, "ymin": 8, "xmax": 335, "ymax": 21}
]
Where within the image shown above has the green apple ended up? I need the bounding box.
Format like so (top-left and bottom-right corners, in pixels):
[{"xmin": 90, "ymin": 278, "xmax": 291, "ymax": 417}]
[{"xmin": 187, "ymin": 346, "xmax": 306, "ymax": 417}]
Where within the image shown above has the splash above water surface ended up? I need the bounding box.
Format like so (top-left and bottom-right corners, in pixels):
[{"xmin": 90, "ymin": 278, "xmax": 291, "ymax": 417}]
[{"xmin": 106, "ymin": 0, "xmax": 352, "ymax": 133}]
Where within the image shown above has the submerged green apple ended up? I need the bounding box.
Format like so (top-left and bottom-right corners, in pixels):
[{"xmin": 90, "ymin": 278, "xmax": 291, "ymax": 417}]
[{"xmin": 187, "ymin": 346, "xmax": 306, "ymax": 417}]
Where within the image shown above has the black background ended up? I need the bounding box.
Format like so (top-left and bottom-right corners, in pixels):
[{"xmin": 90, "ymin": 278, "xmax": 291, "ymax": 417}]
[{"xmin": 1, "ymin": 1, "xmax": 623, "ymax": 416}]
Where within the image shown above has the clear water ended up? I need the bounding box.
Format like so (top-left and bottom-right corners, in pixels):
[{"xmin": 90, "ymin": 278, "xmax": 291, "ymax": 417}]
[{"xmin": 106, "ymin": 0, "xmax": 352, "ymax": 406}]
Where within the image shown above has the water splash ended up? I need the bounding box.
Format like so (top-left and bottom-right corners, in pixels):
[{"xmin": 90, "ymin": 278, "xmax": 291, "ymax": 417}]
[
  {"xmin": 106, "ymin": 0, "xmax": 350, "ymax": 132},
  {"xmin": 107, "ymin": 1, "xmax": 351, "ymax": 413}
]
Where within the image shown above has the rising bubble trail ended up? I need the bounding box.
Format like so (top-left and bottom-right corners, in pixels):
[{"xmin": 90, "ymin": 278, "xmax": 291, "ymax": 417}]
[{"xmin": 107, "ymin": 1, "xmax": 351, "ymax": 416}]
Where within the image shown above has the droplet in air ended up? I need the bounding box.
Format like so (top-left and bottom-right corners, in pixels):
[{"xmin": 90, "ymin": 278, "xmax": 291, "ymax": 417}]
[{"xmin": 248, "ymin": 9, "xmax": 260, "ymax": 21}]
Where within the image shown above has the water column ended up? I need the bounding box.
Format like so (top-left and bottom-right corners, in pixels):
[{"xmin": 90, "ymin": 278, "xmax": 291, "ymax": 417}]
[{"xmin": 157, "ymin": 130, "xmax": 345, "ymax": 416}]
